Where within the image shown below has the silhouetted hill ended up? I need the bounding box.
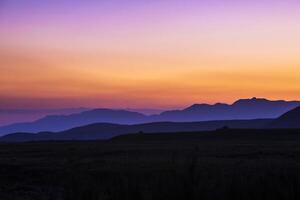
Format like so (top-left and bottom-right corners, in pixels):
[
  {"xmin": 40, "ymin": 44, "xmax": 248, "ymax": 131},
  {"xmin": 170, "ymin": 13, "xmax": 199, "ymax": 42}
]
[
  {"xmin": 269, "ymin": 106, "xmax": 300, "ymax": 128},
  {"xmin": 0, "ymin": 119, "xmax": 272, "ymax": 142},
  {"xmin": 0, "ymin": 97, "xmax": 299, "ymax": 136}
]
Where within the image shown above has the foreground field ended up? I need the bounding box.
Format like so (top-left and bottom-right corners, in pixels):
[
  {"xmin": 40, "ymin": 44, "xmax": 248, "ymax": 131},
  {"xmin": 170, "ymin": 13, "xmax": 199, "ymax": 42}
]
[{"xmin": 1, "ymin": 129, "xmax": 300, "ymax": 200}]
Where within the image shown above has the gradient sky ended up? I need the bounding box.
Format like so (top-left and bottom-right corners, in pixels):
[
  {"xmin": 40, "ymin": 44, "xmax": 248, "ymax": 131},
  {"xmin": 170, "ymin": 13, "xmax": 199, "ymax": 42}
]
[{"xmin": 1, "ymin": 0, "xmax": 300, "ymax": 109}]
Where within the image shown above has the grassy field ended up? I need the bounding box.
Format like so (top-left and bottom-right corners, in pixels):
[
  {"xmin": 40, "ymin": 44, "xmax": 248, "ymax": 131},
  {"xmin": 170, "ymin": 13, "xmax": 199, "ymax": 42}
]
[{"xmin": 1, "ymin": 129, "xmax": 300, "ymax": 200}]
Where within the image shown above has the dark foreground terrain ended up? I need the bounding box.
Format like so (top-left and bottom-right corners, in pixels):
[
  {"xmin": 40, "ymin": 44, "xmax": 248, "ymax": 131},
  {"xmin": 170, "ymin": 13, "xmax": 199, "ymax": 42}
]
[{"xmin": 1, "ymin": 129, "xmax": 300, "ymax": 200}]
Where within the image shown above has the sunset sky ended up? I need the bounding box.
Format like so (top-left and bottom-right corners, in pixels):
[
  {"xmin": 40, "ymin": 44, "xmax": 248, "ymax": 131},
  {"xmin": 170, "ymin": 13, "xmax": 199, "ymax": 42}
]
[{"xmin": 1, "ymin": 0, "xmax": 300, "ymax": 109}]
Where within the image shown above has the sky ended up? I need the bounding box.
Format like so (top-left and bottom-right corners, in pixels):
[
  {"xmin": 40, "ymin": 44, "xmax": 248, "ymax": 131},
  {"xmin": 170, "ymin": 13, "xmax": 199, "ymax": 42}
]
[{"xmin": 1, "ymin": 0, "xmax": 300, "ymax": 109}]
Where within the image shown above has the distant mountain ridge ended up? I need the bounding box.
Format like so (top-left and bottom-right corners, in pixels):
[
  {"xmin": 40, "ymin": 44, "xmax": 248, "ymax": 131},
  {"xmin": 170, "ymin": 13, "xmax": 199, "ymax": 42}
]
[
  {"xmin": 153, "ymin": 98, "xmax": 300, "ymax": 122},
  {"xmin": 0, "ymin": 97, "xmax": 299, "ymax": 136},
  {"xmin": 0, "ymin": 108, "xmax": 90, "ymax": 126}
]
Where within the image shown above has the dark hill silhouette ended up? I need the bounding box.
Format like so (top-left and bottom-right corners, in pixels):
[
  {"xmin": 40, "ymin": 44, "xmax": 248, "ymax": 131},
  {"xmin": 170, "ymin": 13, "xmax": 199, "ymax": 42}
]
[
  {"xmin": 269, "ymin": 106, "xmax": 300, "ymax": 128},
  {"xmin": 0, "ymin": 97, "xmax": 299, "ymax": 136},
  {"xmin": 0, "ymin": 119, "xmax": 272, "ymax": 142}
]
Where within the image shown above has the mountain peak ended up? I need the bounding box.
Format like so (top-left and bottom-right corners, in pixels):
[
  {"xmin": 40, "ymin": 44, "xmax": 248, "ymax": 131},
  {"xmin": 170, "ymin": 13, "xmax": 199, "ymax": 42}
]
[
  {"xmin": 184, "ymin": 103, "xmax": 211, "ymax": 110},
  {"xmin": 184, "ymin": 103, "xmax": 229, "ymax": 111},
  {"xmin": 233, "ymin": 97, "xmax": 270, "ymax": 105}
]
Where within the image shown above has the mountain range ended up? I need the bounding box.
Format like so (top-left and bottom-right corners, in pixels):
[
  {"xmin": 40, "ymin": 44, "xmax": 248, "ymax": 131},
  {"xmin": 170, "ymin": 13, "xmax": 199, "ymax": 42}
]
[
  {"xmin": 1, "ymin": 104, "xmax": 300, "ymax": 142},
  {"xmin": 154, "ymin": 97, "xmax": 300, "ymax": 121},
  {"xmin": 0, "ymin": 109, "xmax": 147, "ymax": 136},
  {"xmin": 0, "ymin": 97, "xmax": 300, "ymax": 136}
]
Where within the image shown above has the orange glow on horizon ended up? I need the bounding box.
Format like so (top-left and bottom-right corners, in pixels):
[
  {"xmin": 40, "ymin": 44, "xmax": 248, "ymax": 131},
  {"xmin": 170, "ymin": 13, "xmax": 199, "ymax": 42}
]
[{"xmin": 1, "ymin": 1, "xmax": 300, "ymax": 109}]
